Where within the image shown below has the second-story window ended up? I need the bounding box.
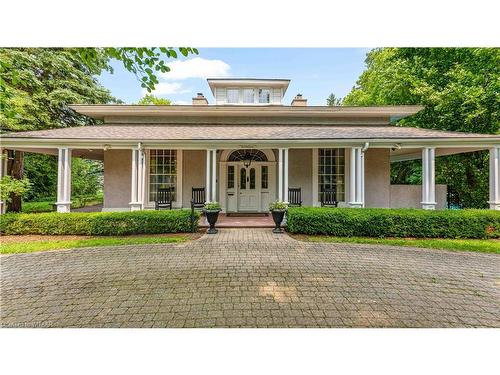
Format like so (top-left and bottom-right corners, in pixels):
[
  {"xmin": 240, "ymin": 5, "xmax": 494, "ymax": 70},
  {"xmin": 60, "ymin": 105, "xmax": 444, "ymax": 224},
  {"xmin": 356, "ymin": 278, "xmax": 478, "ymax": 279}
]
[
  {"xmin": 227, "ymin": 88, "xmax": 239, "ymax": 103},
  {"xmin": 258, "ymin": 88, "xmax": 271, "ymax": 103},
  {"xmin": 243, "ymin": 89, "xmax": 255, "ymax": 103}
]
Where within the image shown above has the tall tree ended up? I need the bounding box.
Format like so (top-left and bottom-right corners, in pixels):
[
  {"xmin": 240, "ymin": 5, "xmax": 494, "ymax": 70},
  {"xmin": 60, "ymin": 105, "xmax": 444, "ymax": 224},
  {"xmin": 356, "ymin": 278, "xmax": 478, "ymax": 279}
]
[
  {"xmin": 0, "ymin": 47, "xmax": 198, "ymax": 211},
  {"xmin": 344, "ymin": 48, "xmax": 500, "ymax": 208},
  {"xmin": 326, "ymin": 93, "xmax": 342, "ymax": 106}
]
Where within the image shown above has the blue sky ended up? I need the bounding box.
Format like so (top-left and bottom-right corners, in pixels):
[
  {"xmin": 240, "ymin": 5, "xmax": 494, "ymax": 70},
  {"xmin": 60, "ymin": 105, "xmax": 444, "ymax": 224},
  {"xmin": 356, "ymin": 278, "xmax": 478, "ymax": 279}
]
[{"xmin": 98, "ymin": 48, "xmax": 370, "ymax": 106}]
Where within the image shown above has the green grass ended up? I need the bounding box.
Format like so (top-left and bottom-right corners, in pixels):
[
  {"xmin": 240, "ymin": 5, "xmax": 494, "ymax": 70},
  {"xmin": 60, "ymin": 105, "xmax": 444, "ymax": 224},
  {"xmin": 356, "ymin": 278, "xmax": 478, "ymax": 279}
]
[
  {"xmin": 0, "ymin": 236, "xmax": 188, "ymax": 254},
  {"xmin": 306, "ymin": 236, "xmax": 500, "ymax": 254},
  {"xmin": 22, "ymin": 195, "xmax": 104, "ymax": 213}
]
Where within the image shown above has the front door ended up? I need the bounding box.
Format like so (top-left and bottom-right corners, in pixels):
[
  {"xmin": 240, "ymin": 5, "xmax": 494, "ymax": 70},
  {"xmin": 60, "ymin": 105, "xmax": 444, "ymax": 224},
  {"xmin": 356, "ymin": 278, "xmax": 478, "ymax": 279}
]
[{"xmin": 238, "ymin": 165, "xmax": 259, "ymax": 211}]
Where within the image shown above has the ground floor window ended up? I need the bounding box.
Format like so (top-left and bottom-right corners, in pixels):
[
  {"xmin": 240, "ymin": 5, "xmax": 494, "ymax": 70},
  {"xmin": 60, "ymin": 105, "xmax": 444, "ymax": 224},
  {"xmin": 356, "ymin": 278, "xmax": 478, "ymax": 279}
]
[
  {"xmin": 149, "ymin": 149, "xmax": 177, "ymax": 202},
  {"xmin": 318, "ymin": 148, "xmax": 345, "ymax": 202}
]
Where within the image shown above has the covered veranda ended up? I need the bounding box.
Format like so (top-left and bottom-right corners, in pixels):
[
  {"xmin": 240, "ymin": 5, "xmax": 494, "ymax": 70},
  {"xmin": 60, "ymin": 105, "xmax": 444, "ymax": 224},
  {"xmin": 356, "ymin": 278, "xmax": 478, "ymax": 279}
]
[{"xmin": 1, "ymin": 123, "xmax": 499, "ymax": 213}]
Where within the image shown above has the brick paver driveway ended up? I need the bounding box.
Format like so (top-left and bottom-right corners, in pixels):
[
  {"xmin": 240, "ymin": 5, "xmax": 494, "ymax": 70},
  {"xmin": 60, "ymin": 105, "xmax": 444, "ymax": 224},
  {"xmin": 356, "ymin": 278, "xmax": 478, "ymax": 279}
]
[{"xmin": 1, "ymin": 229, "xmax": 499, "ymax": 328}]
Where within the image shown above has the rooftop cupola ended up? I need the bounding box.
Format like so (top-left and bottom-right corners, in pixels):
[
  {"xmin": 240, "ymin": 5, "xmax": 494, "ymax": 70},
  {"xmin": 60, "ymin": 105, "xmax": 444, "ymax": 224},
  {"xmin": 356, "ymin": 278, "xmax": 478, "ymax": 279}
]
[{"xmin": 206, "ymin": 78, "xmax": 290, "ymax": 105}]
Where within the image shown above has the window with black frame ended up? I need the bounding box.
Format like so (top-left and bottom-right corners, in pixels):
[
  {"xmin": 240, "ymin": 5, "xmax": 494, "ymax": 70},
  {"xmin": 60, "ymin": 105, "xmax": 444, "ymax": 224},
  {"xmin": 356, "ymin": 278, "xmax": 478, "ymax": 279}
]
[
  {"xmin": 149, "ymin": 150, "xmax": 177, "ymax": 202},
  {"xmin": 318, "ymin": 148, "xmax": 345, "ymax": 202}
]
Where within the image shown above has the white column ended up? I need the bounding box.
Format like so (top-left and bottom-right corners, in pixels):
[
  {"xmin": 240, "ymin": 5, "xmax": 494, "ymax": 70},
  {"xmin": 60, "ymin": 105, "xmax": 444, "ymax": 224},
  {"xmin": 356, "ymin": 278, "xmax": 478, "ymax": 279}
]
[
  {"xmin": 0, "ymin": 149, "xmax": 7, "ymax": 214},
  {"xmin": 211, "ymin": 149, "xmax": 217, "ymax": 202},
  {"xmin": 129, "ymin": 148, "xmax": 142, "ymax": 211},
  {"xmin": 205, "ymin": 149, "xmax": 211, "ymax": 203},
  {"xmin": 56, "ymin": 147, "xmax": 72, "ymax": 213},
  {"xmin": 361, "ymin": 151, "xmax": 365, "ymax": 208},
  {"xmin": 421, "ymin": 147, "xmax": 436, "ymax": 210},
  {"xmin": 312, "ymin": 148, "xmax": 319, "ymax": 206},
  {"xmin": 489, "ymin": 146, "xmax": 500, "ymax": 210},
  {"xmin": 278, "ymin": 148, "xmax": 284, "ymax": 201},
  {"xmin": 348, "ymin": 147, "xmax": 364, "ymax": 208},
  {"xmin": 283, "ymin": 148, "xmax": 289, "ymax": 203}
]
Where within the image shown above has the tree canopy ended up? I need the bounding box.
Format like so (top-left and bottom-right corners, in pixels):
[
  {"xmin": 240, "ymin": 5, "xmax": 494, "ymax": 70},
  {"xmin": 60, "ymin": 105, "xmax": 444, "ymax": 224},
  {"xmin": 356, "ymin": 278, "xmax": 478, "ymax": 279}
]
[
  {"xmin": 0, "ymin": 47, "xmax": 197, "ymax": 210},
  {"xmin": 326, "ymin": 93, "xmax": 342, "ymax": 106},
  {"xmin": 137, "ymin": 94, "xmax": 172, "ymax": 105},
  {"xmin": 344, "ymin": 48, "xmax": 500, "ymax": 208}
]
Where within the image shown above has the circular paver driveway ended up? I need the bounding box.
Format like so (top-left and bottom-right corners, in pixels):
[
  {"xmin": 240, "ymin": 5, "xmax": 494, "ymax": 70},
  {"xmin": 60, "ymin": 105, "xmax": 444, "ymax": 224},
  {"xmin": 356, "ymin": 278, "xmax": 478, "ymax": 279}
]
[{"xmin": 1, "ymin": 229, "xmax": 499, "ymax": 328}]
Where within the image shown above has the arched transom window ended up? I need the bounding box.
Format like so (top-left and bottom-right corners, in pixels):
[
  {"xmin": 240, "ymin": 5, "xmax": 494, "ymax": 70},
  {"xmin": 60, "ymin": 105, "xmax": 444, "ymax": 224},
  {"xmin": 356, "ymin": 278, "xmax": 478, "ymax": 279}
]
[{"xmin": 228, "ymin": 149, "xmax": 268, "ymax": 162}]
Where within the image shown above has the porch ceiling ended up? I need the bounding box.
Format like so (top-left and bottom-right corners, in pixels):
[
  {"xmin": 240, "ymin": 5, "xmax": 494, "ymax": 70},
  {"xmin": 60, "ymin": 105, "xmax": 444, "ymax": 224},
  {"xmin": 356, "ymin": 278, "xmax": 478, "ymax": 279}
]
[{"xmin": 390, "ymin": 147, "xmax": 491, "ymax": 162}]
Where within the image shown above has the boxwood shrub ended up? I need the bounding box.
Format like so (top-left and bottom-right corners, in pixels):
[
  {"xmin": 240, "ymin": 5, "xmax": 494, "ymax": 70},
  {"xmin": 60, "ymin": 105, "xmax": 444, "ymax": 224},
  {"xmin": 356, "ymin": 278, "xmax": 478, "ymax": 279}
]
[
  {"xmin": 0, "ymin": 210, "xmax": 199, "ymax": 236},
  {"xmin": 286, "ymin": 207, "xmax": 500, "ymax": 239}
]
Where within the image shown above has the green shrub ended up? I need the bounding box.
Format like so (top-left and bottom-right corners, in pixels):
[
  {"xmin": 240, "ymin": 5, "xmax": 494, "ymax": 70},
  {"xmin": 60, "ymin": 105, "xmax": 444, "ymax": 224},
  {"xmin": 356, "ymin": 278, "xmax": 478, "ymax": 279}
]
[
  {"xmin": 286, "ymin": 208, "xmax": 500, "ymax": 239},
  {"xmin": 0, "ymin": 210, "xmax": 199, "ymax": 236}
]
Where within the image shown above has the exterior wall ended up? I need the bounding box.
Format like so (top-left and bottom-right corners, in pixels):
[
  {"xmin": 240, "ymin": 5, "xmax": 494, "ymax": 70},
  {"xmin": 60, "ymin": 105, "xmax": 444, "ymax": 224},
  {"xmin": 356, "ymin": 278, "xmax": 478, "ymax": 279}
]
[
  {"xmin": 390, "ymin": 184, "xmax": 447, "ymax": 209},
  {"xmin": 182, "ymin": 150, "xmax": 206, "ymax": 208},
  {"xmin": 288, "ymin": 149, "xmax": 313, "ymax": 206},
  {"xmin": 364, "ymin": 148, "xmax": 391, "ymax": 208},
  {"xmin": 103, "ymin": 149, "xmax": 131, "ymax": 210}
]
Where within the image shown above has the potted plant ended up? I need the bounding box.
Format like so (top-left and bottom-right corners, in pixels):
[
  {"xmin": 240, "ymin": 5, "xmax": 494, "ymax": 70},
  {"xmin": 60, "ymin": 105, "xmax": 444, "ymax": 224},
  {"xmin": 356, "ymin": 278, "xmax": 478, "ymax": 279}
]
[
  {"xmin": 203, "ymin": 202, "xmax": 222, "ymax": 234},
  {"xmin": 269, "ymin": 201, "xmax": 288, "ymax": 233}
]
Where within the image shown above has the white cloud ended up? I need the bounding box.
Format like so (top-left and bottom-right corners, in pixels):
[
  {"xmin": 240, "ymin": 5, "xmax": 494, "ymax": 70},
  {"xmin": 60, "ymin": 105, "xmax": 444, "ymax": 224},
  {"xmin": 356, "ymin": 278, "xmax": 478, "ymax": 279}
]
[
  {"xmin": 142, "ymin": 82, "xmax": 189, "ymax": 96},
  {"xmin": 161, "ymin": 57, "xmax": 231, "ymax": 81}
]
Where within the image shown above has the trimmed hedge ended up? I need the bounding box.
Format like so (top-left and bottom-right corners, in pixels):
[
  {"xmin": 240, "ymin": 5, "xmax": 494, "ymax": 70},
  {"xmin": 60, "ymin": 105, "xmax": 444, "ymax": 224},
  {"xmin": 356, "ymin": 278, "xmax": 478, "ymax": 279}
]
[
  {"xmin": 0, "ymin": 210, "xmax": 199, "ymax": 236},
  {"xmin": 286, "ymin": 208, "xmax": 500, "ymax": 239}
]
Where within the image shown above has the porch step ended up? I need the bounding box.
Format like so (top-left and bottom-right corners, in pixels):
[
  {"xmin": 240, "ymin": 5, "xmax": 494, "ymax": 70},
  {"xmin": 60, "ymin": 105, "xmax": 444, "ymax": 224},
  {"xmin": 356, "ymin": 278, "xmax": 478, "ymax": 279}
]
[{"xmin": 199, "ymin": 213, "xmax": 275, "ymax": 228}]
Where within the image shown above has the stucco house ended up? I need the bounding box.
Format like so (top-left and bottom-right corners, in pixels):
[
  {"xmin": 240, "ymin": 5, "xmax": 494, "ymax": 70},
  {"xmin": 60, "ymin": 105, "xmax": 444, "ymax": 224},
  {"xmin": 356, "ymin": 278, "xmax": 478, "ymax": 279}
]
[{"xmin": 1, "ymin": 78, "xmax": 499, "ymax": 213}]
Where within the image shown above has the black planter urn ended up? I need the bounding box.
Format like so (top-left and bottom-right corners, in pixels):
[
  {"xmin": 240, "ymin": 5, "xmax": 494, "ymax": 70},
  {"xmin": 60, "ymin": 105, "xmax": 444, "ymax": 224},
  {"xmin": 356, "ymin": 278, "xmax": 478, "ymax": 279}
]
[
  {"xmin": 271, "ymin": 209, "xmax": 286, "ymax": 233},
  {"xmin": 204, "ymin": 209, "xmax": 221, "ymax": 234}
]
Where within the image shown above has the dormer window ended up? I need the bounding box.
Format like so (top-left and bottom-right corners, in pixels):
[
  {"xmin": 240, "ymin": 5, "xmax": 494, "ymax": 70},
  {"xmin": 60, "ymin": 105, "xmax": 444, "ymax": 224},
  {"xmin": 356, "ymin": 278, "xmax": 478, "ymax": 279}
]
[
  {"xmin": 207, "ymin": 79, "xmax": 290, "ymax": 105},
  {"xmin": 227, "ymin": 88, "xmax": 239, "ymax": 104},
  {"xmin": 243, "ymin": 89, "xmax": 255, "ymax": 104},
  {"xmin": 258, "ymin": 88, "xmax": 271, "ymax": 104}
]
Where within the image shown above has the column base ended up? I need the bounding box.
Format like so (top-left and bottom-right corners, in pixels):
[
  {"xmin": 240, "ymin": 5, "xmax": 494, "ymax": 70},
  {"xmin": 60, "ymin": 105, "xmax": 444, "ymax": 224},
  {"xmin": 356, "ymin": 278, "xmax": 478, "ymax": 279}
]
[
  {"xmin": 348, "ymin": 202, "xmax": 364, "ymax": 208},
  {"xmin": 56, "ymin": 202, "xmax": 71, "ymax": 213},
  {"xmin": 129, "ymin": 202, "xmax": 143, "ymax": 211},
  {"xmin": 421, "ymin": 202, "xmax": 436, "ymax": 210},
  {"xmin": 488, "ymin": 201, "xmax": 500, "ymax": 210}
]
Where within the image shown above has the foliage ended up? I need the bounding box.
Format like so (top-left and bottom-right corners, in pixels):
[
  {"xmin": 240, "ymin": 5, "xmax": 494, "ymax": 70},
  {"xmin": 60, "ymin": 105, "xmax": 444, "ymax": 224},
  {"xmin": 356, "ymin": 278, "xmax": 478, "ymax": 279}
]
[
  {"xmin": 343, "ymin": 48, "xmax": 500, "ymax": 208},
  {"xmin": 269, "ymin": 201, "xmax": 288, "ymax": 211},
  {"xmin": 137, "ymin": 94, "xmax": 172, "ymax": 105},
  {"xmin": 203, "ymin": 202, "xmax": 221, "ymax": 210},
  {"xmin": 21, "ymin": 193, "xmax": 103, "ymax": 213},
  {"xmin": 326, "ymin": 93, "xmax": 342, "ymax": 106},
  {"xmin": 75, "ymin": 47, "xmax": 198, "ymax": 93},
  {"xmin": 0, "ymin": 47, "xmax": 197, "ymax": 206},
  {"xmin": 306, "ymin": 236, "xmax": 500, "ymax": 254},
  {"xmin": 0, "ymin": 176, "xmax": 32, "ymax": 203},
  {"xmin": 0, "ymin": 48, "xmax": 117, "ymax": 131},
  {"xmin": 0, "ymin": 210, "xmax": 199, "ymax": 236},
  {"xmin": 286, "ymin": 207, "xmax": 500, "ymax": 239},
  {"xmin": 22, "ymin": 154, "xmax": 103, "ymax": 201},
  {"xmin": 0, "ymin": 235, "xmax": 188, "ymax": 255}
]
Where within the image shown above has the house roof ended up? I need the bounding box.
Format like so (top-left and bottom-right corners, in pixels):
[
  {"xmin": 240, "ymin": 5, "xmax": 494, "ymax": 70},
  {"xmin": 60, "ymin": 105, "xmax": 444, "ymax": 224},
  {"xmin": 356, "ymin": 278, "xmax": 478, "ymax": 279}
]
[
  {"xmin": 68, "ymin": 104, "xmax": 425, "ymax": 121},
  {"xmin": 2, "ymin": 124, "xmax": 499, "ymax": 148}
]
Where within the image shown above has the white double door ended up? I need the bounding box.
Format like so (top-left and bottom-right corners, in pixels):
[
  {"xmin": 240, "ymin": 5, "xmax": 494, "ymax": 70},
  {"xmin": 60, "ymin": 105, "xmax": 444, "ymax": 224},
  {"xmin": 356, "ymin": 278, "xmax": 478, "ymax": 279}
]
[{"xmin": 237, "ymin": 164, "xmax": 260, "ymax": 211}]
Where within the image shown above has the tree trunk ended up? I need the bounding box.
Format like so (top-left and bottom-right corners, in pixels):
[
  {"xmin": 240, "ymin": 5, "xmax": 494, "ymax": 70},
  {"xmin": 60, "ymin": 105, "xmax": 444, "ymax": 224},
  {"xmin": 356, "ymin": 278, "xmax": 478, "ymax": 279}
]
[{"xmin": 6, "ymin": 150, "xmax": 24, "ymax": 212}]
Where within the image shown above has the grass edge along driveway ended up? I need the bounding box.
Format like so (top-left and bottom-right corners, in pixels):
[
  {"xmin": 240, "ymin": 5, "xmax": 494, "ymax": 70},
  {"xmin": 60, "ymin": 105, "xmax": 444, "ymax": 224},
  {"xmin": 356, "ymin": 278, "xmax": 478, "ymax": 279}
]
[
  {"xmin": 0, "ymin": 235, "xmax": 189, "ymax": 254},
  {"xmin": 303, "ymin": 236, "xmax": 500, "ymax": 254}
]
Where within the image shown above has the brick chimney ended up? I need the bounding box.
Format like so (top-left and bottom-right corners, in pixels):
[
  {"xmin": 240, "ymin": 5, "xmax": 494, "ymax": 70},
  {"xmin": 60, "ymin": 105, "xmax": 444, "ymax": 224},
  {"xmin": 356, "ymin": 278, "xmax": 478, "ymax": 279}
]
[
  {"xmin": 192, "ymin": 92, "xmax": 208, "ymax": 105},
  {"xmin": 291, "ymin": 93, "xmax": 307, "ymax": 106}
]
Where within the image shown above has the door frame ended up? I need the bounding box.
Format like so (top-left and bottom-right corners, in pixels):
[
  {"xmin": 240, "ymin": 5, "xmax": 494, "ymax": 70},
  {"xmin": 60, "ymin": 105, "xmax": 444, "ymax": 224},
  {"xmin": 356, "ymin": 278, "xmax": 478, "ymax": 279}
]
[{"xmin": 219, "ymin": 149, "xmax": 276, "ymax": 213}]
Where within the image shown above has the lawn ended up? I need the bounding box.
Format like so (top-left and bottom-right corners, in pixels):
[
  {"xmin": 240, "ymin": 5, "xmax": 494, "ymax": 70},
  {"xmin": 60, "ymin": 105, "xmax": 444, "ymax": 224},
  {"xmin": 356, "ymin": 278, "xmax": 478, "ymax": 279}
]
[
  {"xmin": 22, "ymin": 194, "xmax": 103, "ymax": 213},
  {"xmin": 303, "ymin": 236, "xmax": 500, "ymax": 254},
  {"xmin": 0, "ymin": 235, "xmax": 190, "ymax": 254}
]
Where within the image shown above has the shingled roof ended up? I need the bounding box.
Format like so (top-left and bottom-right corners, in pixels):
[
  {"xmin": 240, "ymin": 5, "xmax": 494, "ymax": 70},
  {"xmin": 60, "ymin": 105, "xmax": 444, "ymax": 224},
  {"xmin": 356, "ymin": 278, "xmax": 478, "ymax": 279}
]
[{"xmin": 3, "ymin": 124, "xmax": 499, "ymax": 142}]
